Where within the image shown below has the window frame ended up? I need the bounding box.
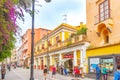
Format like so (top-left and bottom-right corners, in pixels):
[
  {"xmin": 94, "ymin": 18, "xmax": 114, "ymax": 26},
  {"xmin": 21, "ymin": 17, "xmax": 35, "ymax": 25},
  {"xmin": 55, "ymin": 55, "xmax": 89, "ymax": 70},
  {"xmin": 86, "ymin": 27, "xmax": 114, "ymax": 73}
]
[{"xmin": 99, "ymin": 0, "xmax": 110, "ymax": 22}]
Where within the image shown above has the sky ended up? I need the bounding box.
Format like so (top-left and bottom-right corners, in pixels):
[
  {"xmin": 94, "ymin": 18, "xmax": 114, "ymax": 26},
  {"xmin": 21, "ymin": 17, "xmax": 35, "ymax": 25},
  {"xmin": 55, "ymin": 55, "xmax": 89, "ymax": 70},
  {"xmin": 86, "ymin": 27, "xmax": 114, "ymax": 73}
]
[
  {"xmin": 17, "ymin": 0, "xmax": 86, "ymax": 33},
  {"xmin": 16, "ymin": 0, "xmax": 86, "ymax": 46}
]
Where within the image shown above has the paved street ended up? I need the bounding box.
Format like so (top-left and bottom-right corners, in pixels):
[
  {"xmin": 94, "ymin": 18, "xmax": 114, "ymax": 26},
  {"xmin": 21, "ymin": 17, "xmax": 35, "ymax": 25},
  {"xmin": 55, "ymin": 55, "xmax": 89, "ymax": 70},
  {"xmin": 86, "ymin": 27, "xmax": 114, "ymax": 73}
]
[{"xmin": 1, "ymin": 68, "xmax": 94, "ymax": 80}]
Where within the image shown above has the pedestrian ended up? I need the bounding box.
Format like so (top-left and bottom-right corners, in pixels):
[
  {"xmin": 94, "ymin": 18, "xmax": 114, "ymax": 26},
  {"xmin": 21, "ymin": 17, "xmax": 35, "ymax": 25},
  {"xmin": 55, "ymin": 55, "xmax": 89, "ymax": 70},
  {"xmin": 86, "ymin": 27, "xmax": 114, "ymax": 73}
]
[
  {"xmin": 64, "ymin": 68, "xmax": 68, "ymax": 75},
  {"xmin": 73, "ymin": 67, "xmax": 77, "ymax": 77},
  {"xmin": 60, "ymin": 64, "xmax": 64, "ymax": 75},
  {"xmin": 1, "ymin": 64, "xmax": 6, "ymax": 80},
  {"xmin": 101, "ymin": 65, "xmax": 109, "ymax": 80},
  {"xmin": 7, "ymin": 64, "xmax": 11, "ymax": 71},
  {"xmin": 76, "ymin": 67, "xmax": 80, "ymax": 77},
  {"xmin": 43, "ymin": 65, "xmax": 47, "ymax": 80},
  {"xmin": 52, "ymin": 65, "xmax": 56, "ymax": 78},
  {"xmin": 114, "ymin": 65, "xmax": 120, "ymax": 80},
  {"xmin": 95, "ymin": 64, "xmax": 101, "ymax": 80}
]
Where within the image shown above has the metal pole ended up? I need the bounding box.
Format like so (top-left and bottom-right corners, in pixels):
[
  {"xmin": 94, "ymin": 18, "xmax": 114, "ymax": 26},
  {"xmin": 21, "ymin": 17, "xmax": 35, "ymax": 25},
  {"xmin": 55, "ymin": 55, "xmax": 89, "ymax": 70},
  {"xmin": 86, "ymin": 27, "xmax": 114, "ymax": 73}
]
[
  {"xmin": 30, "ymin": 0, "xmax": 35, "ymax": 80},
  {"xmin": 30, "ymin": 0, "xmax": 51, "ymax": 80},
  {"xmin": 47, "ymin": 30, "xmax": 49, "ymax": 73}
]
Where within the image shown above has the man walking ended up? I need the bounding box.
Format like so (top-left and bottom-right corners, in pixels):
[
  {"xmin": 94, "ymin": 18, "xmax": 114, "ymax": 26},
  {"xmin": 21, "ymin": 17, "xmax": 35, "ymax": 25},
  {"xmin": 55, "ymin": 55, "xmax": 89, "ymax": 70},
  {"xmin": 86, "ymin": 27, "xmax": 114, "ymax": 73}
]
[
  {"xmin": 1, "ymin": 63, "xmax": 6, "ymax": 80},
  {"xmin": 92, "ymin": 64, "xmax": 101, "ymax": 80}
]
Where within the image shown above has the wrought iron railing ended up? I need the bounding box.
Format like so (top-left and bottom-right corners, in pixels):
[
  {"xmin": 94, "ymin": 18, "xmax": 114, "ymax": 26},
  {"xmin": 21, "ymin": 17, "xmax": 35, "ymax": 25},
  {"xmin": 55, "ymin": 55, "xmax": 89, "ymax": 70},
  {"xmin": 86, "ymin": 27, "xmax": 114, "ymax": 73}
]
[{"xmin": 94, "ymin": 9, "xmax": 112, "ymax": 24}]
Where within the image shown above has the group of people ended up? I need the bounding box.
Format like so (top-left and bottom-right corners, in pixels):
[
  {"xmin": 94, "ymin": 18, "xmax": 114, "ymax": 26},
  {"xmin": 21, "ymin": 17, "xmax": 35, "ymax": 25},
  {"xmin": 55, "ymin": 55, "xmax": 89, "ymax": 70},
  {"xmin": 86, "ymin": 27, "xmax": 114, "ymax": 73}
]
[
  {"xmin": 94, "ymin": 64, "xmax": 120, "ymax": 80},
  {"xmin": 43, "ymin": 65, "xmax": 56, "ymax": 80},
  {"xmin": 0, "ymin": 63, "xmax": 17, "ymax": 80}
]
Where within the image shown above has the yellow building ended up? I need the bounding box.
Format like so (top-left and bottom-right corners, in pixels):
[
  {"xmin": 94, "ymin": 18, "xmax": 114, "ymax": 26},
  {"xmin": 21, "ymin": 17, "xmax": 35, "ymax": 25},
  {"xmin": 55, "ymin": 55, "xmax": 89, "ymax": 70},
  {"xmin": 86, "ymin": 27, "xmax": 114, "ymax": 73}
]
[
  {"xmin": 31, "ymin": 23, "xmax": 89, "ymax": 74},
  {"xmin": 86, "ymin": 0, "xmax": 120, "ymax": 74}
]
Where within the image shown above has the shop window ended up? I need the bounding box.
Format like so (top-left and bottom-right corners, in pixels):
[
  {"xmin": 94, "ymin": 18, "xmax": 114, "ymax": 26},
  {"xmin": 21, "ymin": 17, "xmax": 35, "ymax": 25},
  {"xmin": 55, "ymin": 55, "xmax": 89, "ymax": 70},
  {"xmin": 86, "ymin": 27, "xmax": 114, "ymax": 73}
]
[
  {"xmin": 100, "ymin": 58, "xmax": 114, "ymax": 73},
  {"xmin": 99, "ymin": 0, "xmax": 110, "ymax": 22},
  {"xmin": 89, "ymin": 58, "xmax": 100, "ymax": 72}
]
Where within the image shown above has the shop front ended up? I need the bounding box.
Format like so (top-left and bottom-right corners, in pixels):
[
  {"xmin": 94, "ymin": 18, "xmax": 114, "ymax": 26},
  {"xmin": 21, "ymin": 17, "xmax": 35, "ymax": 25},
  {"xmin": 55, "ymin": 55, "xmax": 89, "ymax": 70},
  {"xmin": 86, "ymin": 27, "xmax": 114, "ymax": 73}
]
[
  {"xmin": 88, "ymin": 54, "xmax": 120, "ymax": 74},
  {"xmin": 62, "ymin": 53, "xmax": 73, "ymax": 73}
]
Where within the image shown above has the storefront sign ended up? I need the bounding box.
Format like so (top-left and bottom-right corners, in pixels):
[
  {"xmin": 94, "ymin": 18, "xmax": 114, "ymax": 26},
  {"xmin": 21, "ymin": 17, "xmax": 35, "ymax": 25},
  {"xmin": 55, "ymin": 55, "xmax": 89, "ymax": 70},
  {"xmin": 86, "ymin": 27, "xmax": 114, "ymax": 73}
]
[{"xmin": 64, "ymin": 54, "xmax": 73, "ymax": 58}]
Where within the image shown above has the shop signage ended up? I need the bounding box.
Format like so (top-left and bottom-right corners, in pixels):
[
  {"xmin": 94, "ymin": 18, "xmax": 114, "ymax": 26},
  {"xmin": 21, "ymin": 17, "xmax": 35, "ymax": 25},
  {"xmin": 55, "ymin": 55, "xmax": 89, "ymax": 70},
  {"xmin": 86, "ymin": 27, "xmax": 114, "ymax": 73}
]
[{"xmin": 64, "ymin": 54, "xmax": 73, "ymax": 58}]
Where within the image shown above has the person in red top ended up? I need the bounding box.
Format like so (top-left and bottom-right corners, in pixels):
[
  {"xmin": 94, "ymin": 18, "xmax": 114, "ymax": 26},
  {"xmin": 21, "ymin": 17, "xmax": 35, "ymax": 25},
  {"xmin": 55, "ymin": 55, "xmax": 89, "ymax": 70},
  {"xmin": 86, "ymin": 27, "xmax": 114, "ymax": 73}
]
[
  {"xmin": 76, "ymin": 68, "xmax": 80, "ymax": 77},
  {"xmin": 74, "ymin": 67, "xmax": 80, "ymax": 77},
  {"xmin": 52, "ymin": 65, "xmax": 56, "ymax": 78}
]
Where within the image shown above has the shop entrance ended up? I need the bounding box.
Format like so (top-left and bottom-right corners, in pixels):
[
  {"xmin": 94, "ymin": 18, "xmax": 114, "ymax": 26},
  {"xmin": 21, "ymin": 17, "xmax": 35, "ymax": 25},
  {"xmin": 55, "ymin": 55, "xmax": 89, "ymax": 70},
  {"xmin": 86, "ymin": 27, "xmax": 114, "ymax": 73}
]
[{"xmin": 64, "ymin": 59, "xmax": 73, "ymax": 73}]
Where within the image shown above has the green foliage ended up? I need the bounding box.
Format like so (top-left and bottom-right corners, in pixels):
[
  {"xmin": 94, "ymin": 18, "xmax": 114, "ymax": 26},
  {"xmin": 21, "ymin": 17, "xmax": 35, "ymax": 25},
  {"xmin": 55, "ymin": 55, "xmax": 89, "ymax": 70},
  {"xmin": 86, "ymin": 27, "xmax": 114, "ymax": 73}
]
[
  {"xmin": 0, "ymin": 0, "xmax": 32, "ymax": 61},
  {"xmin": 77, "ymin": 27, "xmax": 87, "ymax": 35},
  {"xmin": 0, "ymin": 0, "xmax": 19, "ymax": 61}
]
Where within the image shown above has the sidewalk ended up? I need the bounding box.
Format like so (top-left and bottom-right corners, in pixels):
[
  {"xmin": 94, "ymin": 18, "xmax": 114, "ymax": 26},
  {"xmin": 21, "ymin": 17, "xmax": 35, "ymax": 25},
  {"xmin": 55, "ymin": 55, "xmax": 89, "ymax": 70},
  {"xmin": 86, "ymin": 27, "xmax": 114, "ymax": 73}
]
[
  {"xmin": 37, "ymin": 70, "xmax": 94, "ymax": 80},
  {"xmin": 1, "ymin": 68, "xmax": 95, "ymax": 80}
]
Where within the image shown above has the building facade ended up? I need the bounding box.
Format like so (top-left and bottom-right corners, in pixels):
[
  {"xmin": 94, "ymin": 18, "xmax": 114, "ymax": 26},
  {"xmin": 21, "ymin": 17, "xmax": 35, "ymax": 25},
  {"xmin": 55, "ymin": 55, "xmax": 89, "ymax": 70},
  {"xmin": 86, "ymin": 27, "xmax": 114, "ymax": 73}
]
[
  {"xmin": 31, "ymin": 23, "xmax": 89, "ymax": 74},
  {"xmin": 20, "ymin": 28, "xmax": 51, "ymax": 67},
  {"xmin": 86, "ymin": 0, "xmax": 120, "ymax": 74}
]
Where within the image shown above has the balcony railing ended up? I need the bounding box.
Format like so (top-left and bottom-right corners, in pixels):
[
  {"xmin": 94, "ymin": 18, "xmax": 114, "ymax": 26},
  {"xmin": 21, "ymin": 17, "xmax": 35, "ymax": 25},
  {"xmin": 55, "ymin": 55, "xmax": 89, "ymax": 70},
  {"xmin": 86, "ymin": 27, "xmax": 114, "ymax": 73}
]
[
  {"xmin": 35, "ymin": 34, "xmax": 87, "ymax": 55},
  {"xmin": 94, "ymin": 9, "xmax": 112, "ymax": 25}
]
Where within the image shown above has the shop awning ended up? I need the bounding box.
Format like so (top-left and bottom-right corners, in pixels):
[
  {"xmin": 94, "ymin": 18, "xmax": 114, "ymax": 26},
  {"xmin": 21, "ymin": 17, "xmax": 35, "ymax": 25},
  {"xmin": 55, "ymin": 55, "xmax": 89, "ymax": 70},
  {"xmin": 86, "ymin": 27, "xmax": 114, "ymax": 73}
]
[{"xmin": 59, "ymin": 58, "xmax": 71, "ymax": 63}]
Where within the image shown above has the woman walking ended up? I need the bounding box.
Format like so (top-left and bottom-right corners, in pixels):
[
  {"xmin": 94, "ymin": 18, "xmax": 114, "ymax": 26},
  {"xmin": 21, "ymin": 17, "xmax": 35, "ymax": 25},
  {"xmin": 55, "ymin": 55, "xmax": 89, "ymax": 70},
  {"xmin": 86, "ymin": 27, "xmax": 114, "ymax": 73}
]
[
  {"xmin": 52, "ymin": 65, "xmax": 56, "ymax": 78},
  {"xmin": 101, "ymin": 65, "xmax": 108, "ymax": 80},
  {"xmin": 1, "ymin": 64, "xmax": 6, "ymax": 80},
  {"xmin": 43, "ymin": 65, "xmax": 47, "ymax": 80}
]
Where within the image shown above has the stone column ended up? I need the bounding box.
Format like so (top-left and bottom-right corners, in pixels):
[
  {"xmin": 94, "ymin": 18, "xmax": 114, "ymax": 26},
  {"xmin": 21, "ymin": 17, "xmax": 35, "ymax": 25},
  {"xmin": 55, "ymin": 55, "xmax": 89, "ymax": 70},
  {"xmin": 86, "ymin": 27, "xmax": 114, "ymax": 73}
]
[
  {"xmin": 59, "ymin": 53, "xmax": 62, "ymax": 65},
  {"xmin": 43, "ymin": 56, "xmax": 46, "ymax": 66},
  {"xmin": 49, "ymin": 55, "xmax": 53, "ymax": 71},
  {"xmin": 50, "ymin": 55, "xmax": 52, "ymax": 65},
  {"xmin": 80, "ymin": 47, "xmax": 87, "ymax": 73},
  {"xmin": 74, "ymin": 50, "xmax": 77, "ymax": 66},
  {"xmin": 38, "ymin": 57, "xmax": 41, "ymax": 70}
]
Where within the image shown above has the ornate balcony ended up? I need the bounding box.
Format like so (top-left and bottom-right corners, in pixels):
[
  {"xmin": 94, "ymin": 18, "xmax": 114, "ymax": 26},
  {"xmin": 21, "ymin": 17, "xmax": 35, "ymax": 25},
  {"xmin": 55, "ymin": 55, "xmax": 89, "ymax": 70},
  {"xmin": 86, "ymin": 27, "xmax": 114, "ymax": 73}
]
[
  {"xmin": 35, "ymin": 34, "xmax": 87, "ymax": 56},
  {"xmin": 94, "ymin": 9, "xmax": 112, "ymax": 25}
]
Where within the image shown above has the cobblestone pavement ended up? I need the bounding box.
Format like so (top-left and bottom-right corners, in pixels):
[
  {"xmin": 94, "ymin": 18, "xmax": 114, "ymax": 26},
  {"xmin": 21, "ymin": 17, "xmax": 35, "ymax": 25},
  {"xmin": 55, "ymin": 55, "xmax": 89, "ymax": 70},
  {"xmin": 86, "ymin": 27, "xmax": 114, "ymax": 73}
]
[{"xmin": 1, "ymin": 68, "xmax": 95, "ymax": 80}]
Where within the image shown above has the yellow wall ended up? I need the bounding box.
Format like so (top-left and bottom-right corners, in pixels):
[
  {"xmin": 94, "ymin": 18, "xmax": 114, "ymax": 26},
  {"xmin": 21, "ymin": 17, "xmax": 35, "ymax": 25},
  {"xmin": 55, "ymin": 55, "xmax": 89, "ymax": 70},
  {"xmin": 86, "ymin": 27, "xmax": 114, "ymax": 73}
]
[
  {"xmin": 87, "ymin": 44, "xmax": 120, "ymax": 57},
  {"xmin": 65, "ymin": 32, "xmax": 70, "ymax": 40},
  {"xmin": 60, "ymin": 32, "xmax": 62, "ymax": 41},
  {"xmin": 77, "ymin": 50, "xmax": 80, "ymax": 65},
  {"xmin": 86, "ymin": 0, "xmax": 120, "ymax": 47}
]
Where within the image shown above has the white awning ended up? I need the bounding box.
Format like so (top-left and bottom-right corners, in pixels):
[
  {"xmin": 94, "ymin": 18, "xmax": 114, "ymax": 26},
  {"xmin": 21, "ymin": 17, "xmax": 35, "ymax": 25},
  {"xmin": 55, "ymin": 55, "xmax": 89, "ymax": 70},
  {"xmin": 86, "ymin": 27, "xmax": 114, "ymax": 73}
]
[{"xmin": 59, "ymin": 58, "xmax": 71, "ymax": 63}]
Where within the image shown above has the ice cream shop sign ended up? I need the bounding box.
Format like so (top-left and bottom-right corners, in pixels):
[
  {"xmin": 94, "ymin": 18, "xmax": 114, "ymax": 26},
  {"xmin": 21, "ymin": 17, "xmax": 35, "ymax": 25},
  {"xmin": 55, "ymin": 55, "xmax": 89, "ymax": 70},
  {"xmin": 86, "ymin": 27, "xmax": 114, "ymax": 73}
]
[{"xmin": 63, "ymin": 54, "xmax": 73, "ymax": 58}]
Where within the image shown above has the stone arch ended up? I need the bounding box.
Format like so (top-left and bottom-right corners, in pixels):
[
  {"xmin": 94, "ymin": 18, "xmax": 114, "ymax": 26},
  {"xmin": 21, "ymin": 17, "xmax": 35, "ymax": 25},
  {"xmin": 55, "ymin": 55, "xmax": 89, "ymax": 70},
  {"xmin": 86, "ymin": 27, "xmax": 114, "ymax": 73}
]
[{"xmin": 97, "ymin": 23, "xmax": 110, "ymax": 43}]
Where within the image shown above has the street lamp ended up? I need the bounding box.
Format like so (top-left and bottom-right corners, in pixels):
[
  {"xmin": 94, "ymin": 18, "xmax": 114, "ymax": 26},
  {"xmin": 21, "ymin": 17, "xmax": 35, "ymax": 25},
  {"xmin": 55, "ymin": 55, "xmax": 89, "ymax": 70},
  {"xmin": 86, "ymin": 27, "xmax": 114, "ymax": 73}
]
[
  {"xmin": 30, "ymin": 0, "xmax": 51, "ymax": 80},
  {"xmin": 46, "ymin": 30, "xmax": 49, "ymax": 73}
]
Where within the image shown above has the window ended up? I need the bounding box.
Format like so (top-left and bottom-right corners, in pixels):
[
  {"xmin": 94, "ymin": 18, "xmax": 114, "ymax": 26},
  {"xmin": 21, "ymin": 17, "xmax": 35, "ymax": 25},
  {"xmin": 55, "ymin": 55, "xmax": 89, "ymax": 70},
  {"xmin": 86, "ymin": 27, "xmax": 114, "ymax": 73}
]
[
  {"xmin": 100, "ymin": 58, "xmax": 114, "ymax": 73},
  {"xmin": 89, "ymin": 58, "xmax": 100, "ymax": 72},
  {"xmin": 99, "ymin": 0, "xmax": 110, "ymax": 22},
  {"xmin": 48, "ymin": 40, "xmax": 51, "ymax": 46},
  {"xmin": 56, "ymin": 36, "xmax": 59, "ymax": 42},
  {"xmin": 42, "ymin": 44, "xmax": 44, "ymax": 49},
  {"xmin": 104, "ymin": 35, "xmax": 109, "ymax": 43}
]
